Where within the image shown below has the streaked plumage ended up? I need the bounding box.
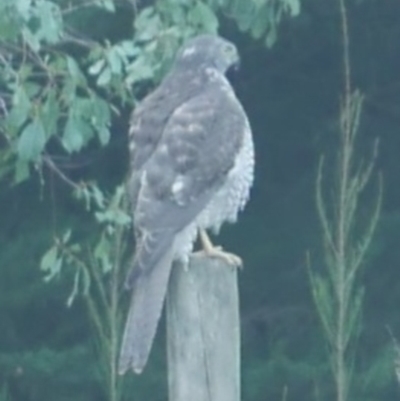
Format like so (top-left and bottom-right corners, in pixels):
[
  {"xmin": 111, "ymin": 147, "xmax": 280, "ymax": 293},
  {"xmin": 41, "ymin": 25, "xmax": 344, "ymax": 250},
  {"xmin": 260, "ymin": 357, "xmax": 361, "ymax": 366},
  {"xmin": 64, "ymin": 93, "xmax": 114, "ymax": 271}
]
[{"xmin": 119, "ymin": 34, "xmax": 255, "ymax": 375}]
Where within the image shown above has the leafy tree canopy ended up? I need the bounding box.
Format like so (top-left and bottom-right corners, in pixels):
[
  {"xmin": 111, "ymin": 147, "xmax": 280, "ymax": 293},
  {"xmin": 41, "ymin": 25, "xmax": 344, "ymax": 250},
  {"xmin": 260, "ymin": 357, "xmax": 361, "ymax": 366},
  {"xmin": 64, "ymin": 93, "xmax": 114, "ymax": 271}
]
[{"xmin": 0, "ymin": 0, "xmax": 299, "ymax": 186}]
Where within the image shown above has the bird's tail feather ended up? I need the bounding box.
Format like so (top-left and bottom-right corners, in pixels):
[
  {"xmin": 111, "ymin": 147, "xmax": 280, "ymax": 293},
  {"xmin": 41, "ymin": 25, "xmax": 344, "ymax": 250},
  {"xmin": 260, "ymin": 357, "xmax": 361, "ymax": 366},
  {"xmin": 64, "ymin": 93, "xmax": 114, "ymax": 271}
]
[{"xmin": 118, "ymin": 244, "xmax": 174, "ymax": 375}]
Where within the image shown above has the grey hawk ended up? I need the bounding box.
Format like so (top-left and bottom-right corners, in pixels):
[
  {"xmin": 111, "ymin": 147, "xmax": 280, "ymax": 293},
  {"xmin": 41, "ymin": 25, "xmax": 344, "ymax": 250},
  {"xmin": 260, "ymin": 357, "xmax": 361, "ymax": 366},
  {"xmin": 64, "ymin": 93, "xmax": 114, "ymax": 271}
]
[{"xmin": 118, "ymin": 34, "xmax": 255, "ymax": 375}]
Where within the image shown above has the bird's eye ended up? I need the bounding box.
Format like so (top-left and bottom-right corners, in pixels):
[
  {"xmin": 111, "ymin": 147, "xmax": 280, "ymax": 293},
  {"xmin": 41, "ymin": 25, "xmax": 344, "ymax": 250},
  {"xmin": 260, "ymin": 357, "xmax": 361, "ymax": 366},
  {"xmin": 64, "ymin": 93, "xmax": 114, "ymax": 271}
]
[{"xmin": 222, "ymin": 43, "xmax": 239, "ymax": 70}]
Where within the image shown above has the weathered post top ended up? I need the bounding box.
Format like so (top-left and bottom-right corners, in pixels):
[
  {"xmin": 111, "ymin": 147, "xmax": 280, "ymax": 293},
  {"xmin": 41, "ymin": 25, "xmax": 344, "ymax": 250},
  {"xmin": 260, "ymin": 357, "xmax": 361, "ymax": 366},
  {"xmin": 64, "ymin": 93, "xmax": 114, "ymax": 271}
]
[{"xmin": 166, "ymin": 254, "xmax": 240, "ymax": 401}]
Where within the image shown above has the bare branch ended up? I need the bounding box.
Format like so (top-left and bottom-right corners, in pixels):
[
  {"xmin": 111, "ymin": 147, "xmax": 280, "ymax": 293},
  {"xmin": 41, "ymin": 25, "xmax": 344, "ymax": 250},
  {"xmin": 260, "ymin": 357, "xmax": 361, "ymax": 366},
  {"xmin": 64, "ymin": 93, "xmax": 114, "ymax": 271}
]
[{"xmin": 43, "ymin": 154, "xmax": 81, "ymax": 190}]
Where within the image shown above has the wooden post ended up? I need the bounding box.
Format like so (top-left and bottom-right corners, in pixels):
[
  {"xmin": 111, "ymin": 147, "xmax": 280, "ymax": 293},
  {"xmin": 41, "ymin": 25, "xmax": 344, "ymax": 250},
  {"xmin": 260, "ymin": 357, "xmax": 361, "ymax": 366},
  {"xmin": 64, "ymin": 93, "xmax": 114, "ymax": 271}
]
[{"xmin": 166, "ymin": 254, "xmax": 240, "ymax": 401}]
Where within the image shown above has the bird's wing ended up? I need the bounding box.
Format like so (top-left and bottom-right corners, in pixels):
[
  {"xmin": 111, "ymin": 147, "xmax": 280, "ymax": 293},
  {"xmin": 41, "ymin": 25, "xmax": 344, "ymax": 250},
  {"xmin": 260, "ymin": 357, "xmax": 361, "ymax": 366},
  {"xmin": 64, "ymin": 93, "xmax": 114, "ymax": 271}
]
[
  {"xmin": 119, "ymin": 85, "xmax": 247, "ymax": 374},
  {"xmin": 127, "ymin": 70, "xmax": 202, "ymax": 208},
  {"xmin": 135, "ymin": 86, "xmax": 247, "ymax": 237}
]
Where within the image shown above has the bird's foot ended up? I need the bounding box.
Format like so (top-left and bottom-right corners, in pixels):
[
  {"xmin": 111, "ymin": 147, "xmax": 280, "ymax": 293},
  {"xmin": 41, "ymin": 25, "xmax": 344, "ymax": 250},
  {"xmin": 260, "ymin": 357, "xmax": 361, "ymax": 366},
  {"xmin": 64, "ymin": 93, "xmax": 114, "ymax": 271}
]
[
  {"xmin": 195, "ymin": 246, "xmax": 243, "ymax": 268},
  {"xmin": 193, "ymin": 229, "xmax": 243, "ymax": 269}
]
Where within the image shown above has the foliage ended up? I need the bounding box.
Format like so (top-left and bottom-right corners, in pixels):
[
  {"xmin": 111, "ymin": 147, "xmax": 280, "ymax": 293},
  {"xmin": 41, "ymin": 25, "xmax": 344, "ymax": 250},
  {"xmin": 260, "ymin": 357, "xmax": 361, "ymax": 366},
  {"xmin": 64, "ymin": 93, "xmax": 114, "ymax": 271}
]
[
  {"xmin": 310, "ymin": 91, "xmax": 382, "ymax": 401},
  {"xmin": 309, "ymin": 20, "xmax": 382, "ymax": 399},
  {"xmin": 40, "ymin": 184, "xmax": 130, "ymax": 401},
  {"xmin": 306, "ymin": 2, "xmax": 385, "ymax": 401},
  {"xmin": 0, "ymin": 346, "xmax": 98, "ymax": 401},
  {"xmin": 0, "ymin": 0, "xmax": 114, "ymax": 183},
  {"xmin": 0, "ymin": 0, "xmax": 299, "ymax": 185},
  {"xmin": 216, "ymin": 0, "xmax": 300, "ymax": 47}
]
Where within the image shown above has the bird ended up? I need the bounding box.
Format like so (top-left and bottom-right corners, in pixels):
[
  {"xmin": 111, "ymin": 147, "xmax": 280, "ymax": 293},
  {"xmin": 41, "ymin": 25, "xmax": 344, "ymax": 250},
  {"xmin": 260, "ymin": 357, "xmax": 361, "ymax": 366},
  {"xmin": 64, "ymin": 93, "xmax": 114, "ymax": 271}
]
[{"xmin": 118, "ymin": 34, "xmax": 255, "ymax": 375}]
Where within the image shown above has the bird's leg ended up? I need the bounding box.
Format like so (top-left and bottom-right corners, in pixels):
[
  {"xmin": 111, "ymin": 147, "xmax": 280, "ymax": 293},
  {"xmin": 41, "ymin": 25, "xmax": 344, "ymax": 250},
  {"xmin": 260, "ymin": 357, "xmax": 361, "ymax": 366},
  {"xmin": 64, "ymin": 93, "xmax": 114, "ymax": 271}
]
[{"xmin": 193, "ymin": 229, "xmax": 243, "ymax": 268}]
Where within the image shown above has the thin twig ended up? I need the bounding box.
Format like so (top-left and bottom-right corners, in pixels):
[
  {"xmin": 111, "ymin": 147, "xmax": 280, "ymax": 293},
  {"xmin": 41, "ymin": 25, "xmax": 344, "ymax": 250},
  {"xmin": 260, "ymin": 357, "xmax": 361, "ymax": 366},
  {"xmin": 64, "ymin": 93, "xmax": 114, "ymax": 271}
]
[
  {"xmin": 339, "ymin": 0, "xmax": 351, "ymax": 110},
  {"xmin": 61, "ymin": 1, "xmax": 101, "ymax": 15},
  {"xmin": 43, "ymin": 154, "xmax": 81, "ymax": 190},
  {"xmin": 62, "ymin": 28, "xmax": 98, "ymax": 50}
]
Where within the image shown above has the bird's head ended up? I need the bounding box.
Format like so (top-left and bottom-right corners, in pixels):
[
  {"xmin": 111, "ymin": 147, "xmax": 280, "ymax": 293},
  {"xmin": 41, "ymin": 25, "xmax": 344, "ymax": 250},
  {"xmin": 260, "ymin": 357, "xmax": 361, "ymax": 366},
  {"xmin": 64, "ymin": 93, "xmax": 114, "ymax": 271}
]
[{"xmin": 174, "ymin": 34, "xmax": 240, "ymax": 74}]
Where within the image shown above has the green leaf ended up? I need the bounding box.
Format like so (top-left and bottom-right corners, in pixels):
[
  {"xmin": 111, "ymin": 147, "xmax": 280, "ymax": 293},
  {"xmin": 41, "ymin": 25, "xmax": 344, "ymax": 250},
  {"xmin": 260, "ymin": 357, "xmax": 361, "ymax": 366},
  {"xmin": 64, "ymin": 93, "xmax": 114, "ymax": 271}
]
[
  {"xmin": 40, "ymin": 246, "xmax": 58, "ymax": 272},
  {"xmin": 117, "ymin": 41, "xmax": 140, "ymax": 58},
  {"xmin": 15, "ymin": 0, "xmax": 31, "ymax": 19},
  {"xmin": 190, "ymin": 1, "xmax": 219, "ymax": 33},
  {"xmin": 0, "ymin": 3, "xmax": 21, "ymax": 39},
  {"xmin": 88, "ymin": 59, "xmax": 105, "ymax": 76},
  {"xmin": 23, "ymin": 81, "xmax": 41, "ymax": 97},
  {"xmin": 62, "ymin": 229, "xmax": 72, "ymax": 244},
  {"xmin": 62, "ymin": 115, "xmax": 93, "ymax": 153},
  {"xmin": 91, "ymin": 185, "xmax": 105, "ymax": 208},
  {"xmin": 96, "ymin": 0, "xmax": 115, "ymax": 12},
  {"xmin": 126, "ymin": 56, "xmax": 154, "ymax": 85},
  {"xmin": 283, "ymin": 0, "xmax": 300, "ymax": 17},
  {"xmin": 107, "ymin": 47, "xmax": 123, "ymax": 75},
  {"xmin": 17, "ymin": 118, "xmax": 46, "ymax": 161},
  {"xmin": 134, "ymin": 7, "xmax": 160, "ymax": 41},
  {"xmin": 14, "ymin": 159, "xmax": 30, "ymax": 183},
  {"xmin": 41, "ymin": 244, "xmax": 63, "ymax": 283},
  {"xmin": 43, "ymin": 258, "xmax": 62, "ymax": 282},
  {"xmin": 95, "ymin": 209, "xmax": 130, "ymax": 226},
  {"xmin": 90, "ymin": 96, "xmax": 111, "ymax": 134},
  {"xmin": 97, "ymin": 126, "xmax": 110, "ymax": 146},
  {"xmin": 67, "ymin": 56, "xmax": 87, "ymax": 85},
  {"xmin": 232, "ymin": 1, "xmax": 256, "ymax": 32},
  {"xmin": 61, "ymin": 78, "xmax": 76, "ymax": 104},
  {"xmin": 166, "ymin": 2, "xmax": 186, "ymax": 24},
  {"xmin": 40, "ymin": 89, "xmax": 59, "ymax": 138},
  {"xmin": 65, "ymin": 98, "xmax": 93, "ymax": 140},
  {"xmin": 62, "ymin": 115, "xmax": 86, "ymax": 153},
  {"xmin": 94, "ymin": 235, "xmax": 112, "ymax": 273},
  {"xmin": 97, "ymin": 66, "xmax": 112, "ymax": 86},
  {"xmin": 73, "ymin": 97, "xmax": 93, "ymax": 118},
  {"xmin": 22, "ymin": 26, "xmax": 40, "ymax": 51},
  {"xmin": 250, "ymin": 5, "xmax": 269, "ymax": 39},
  {"xmin": 0, "ymin": 151, "xmax": 13, "ymax": 181},
  {"xmin": 7, "ymin": 86, "xmax": 31, "ymax": 129},
  {"xmin": 35, "ymin": 0, "xmax": 62, "ymax": 44},
  {"xmin": 112, "ymin": 210, "xmax": 131, "ymax": 225}
]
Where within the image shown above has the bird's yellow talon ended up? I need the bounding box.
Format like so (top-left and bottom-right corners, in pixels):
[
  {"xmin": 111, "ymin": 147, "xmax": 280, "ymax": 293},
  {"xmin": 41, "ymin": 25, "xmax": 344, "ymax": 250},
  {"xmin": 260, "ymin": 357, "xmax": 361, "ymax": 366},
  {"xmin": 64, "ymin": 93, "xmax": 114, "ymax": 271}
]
[{"xmin": 192, "ymin": 229, "xmax": 243, "ymax": 269}]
